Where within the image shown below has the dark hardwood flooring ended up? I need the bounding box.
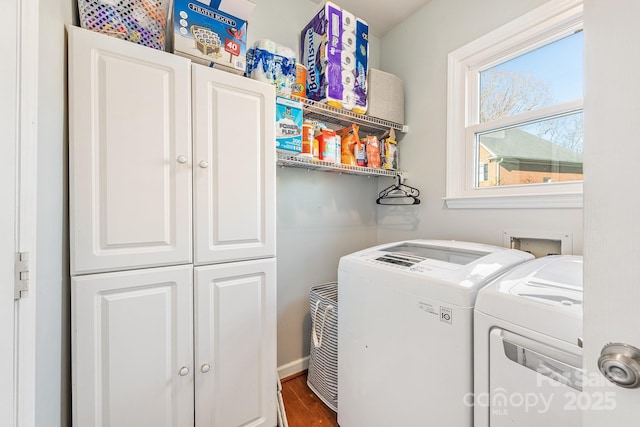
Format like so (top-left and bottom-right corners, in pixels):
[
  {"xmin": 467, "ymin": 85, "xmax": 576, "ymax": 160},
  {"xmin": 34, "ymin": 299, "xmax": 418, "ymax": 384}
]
[{"xmin": 281, "ymin": 371, "xmax": 339, "ymax": 427}]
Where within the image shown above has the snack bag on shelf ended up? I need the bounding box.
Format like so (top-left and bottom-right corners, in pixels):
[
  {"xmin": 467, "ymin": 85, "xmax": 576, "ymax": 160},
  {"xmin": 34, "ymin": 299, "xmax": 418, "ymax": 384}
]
[
  {"xmin": 354, "ymin": 138, "xmax": 366, "ymax": 166},
  {"xmin": 365, "ymin": 135, "xmax": 380, "ymax": 168},
  {"xmin": 337, "ymin": 124, "xmax": 359, "ymax": 165},
  {"xmin": 300, "ymin": 121, "xmax": 316, "ymax": 159},
  {"xmin": 318, "ymin": 128, "xmax": 339, "ymax": 163},
  {"xmin": 380, "ymin": 128, "xmax": 398, "ymax": 170}
]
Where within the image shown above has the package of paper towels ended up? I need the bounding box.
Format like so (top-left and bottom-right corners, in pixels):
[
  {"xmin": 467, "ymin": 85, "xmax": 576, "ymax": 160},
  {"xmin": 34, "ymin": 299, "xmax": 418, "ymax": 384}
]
[
  {"xmin": 367, "ymin": 68, "xmax": 404, "ymax": 124},
  {"xmin": 246, "ymin": 39, "xmax": 297, "ymax": 97},
  {"xmin": 300, "ymin": 1, "xmax": 368, "ymax": 113}
]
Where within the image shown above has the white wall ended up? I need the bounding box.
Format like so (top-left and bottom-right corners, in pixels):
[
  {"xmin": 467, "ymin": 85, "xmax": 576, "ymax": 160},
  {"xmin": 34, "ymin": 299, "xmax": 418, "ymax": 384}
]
[
  {"xmin": 377, "ymin": 0, "xmax": 584, "ymax": 250},
  {"xmin": 249, "ymin": 0, "xmax": 384, "ymax": 373}
]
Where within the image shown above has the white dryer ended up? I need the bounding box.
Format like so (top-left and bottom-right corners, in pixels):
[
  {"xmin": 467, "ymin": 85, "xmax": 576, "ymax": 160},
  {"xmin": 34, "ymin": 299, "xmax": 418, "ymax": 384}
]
[
  {"xmin": 337, "ymin": 240, "xmax": 533, "ymax": 427},
  {"xmin": 474, "ymin": 255, "xmax": 584, "ymax": 427}
]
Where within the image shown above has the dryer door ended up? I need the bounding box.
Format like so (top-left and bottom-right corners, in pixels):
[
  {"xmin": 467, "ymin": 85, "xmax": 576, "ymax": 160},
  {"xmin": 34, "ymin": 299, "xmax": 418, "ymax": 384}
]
[{"xmin": 488, "ymin": 329, "xmax": 583, "ymax": 427}]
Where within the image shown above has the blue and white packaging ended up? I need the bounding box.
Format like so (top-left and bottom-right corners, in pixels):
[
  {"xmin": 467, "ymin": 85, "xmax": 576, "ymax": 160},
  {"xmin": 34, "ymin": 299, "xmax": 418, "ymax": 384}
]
[
  {"xmin": 352, "ymin": 18, "xmax": 369, "ymax": 114},
  {"xmin": 246, "ymin": 39, "xmax": 297, "ymax": 97},
  {"xmin": 276, "ymin": 97, "xmax": 303, "ymax": 153}
]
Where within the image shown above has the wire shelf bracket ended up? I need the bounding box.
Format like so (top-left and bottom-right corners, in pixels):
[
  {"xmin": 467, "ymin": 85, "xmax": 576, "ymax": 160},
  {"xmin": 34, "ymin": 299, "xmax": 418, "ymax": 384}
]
[
  {"xmin": 291, "ymin": 95, "xmax": 408, "ymax": 135},
  {"xmin": 276, "ymin": 152, "xmax": 404, "ymax": 179}
]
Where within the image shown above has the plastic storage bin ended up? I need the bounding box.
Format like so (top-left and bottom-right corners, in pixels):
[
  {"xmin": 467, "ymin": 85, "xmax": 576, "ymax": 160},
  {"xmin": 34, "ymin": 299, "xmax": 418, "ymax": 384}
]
[
  {"xmin": 307, "ymin": 282, "xmax": 338, "ymax": 412},
  {"xmin": 77, "ymin": 0, "xmax": 169, "ymax": 50}
]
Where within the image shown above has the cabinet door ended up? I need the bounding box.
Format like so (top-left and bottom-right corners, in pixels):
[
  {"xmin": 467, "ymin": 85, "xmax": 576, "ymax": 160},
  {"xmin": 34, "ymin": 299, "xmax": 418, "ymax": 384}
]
[
  {"xmin": 194, "ymin": 259, "xmax": 277, "ymax": 427},
  {"xmin": 72, "ymin": 265, "xmax": 194, "ymax": 427},
  {"xmin": 192, "ymin": 65, "xmax": 276, "ymax": 265},
  {"xmin": 69, "ymin": 26, "xmax": 192, "ymax": 275}
]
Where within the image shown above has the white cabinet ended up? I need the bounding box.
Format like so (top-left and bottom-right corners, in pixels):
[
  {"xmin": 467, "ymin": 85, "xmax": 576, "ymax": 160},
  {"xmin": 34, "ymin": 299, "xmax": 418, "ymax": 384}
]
[
  {"xmin": 69, "ymin": 26, "xmax": 276, "ymax": 427},
  {"xmin": 72, "ymin": 260, "xmax": 277, "ymax": 427},
  {"xmin": 69, "ymin": 27, "xmax": 193, "ymax": 276},
  {"xmin": 194, "ymin": 259, "xmax": 277, "ymax": 427},
  {"xmin": 192, "ymin": 66, "xmax": 275, "ymax": 265},
  {"xmin": 72, "ymin": 265, "xmax": 194, "ymax": 427},
  {"xmin": 69, "ymin": 26, "xmax": 276, "ymax": 276}
]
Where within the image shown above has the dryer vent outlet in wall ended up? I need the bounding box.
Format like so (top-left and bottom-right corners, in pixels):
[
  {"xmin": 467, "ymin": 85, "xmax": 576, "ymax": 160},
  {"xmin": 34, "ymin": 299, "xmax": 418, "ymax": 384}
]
[{"xmin": 503, "ymin": 230, "xmax": 573, "ymax": 258}]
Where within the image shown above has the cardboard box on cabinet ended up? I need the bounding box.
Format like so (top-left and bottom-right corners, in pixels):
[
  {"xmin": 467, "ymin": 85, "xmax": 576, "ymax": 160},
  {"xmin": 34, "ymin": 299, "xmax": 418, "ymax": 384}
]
[{"xmin": 173, "ymin": 0, "xmax": 255, "ymax": 74}]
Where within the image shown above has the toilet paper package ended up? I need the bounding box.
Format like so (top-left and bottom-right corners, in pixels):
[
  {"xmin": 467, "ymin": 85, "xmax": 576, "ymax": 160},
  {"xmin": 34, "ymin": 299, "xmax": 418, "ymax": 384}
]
[
  {"xmin": 342, "ymin": 9, "xmax": 356, "ymax": 32},
  {"xmin": 276, "ymin": 96, "xmax": 303, "ymax": 153},
  {"xmin": 301, "ymin": 1, "xmax": 344, "ymax": 106},
  {"xmin": 300, "ymin": 2, "xmax": 368, "ymax": 112},
  {"xmin": 342, "ymin": 71, "xmax": 354, "ymax": 89},
  {"xmin": 341, "ymin": 51, "xmax": 355, "ymax": 70},
  {"xmin": 246, "ymin": 39, "xmax": 297, "ymax": 97},
  {"xmin": 342, "ymin": 32, "xmax": 356, "ymax": 52},
  {"xmin": 352, "ymin": 18, "xmax": 369, "ymax": 114}
]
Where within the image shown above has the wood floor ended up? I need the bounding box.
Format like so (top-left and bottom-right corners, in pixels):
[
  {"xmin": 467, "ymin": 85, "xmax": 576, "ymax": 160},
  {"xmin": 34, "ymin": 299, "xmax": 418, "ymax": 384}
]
[{"xmin": 280, "ymin": 371, "xmax": 339, "ymax": 427}]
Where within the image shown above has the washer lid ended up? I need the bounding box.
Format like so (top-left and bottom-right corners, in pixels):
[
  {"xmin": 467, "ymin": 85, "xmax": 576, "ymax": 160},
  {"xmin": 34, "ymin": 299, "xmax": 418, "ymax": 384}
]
[
  {"xmin": 375, "ymin": 242, "xmax": 490, "ymax": 268},
  {"xmin": 338, "ymin": 239, "xmax": 534, "ymax": 307},
  {"xmin": 476, "ymin": 255, "xmax": 583, "ymax": 343}
]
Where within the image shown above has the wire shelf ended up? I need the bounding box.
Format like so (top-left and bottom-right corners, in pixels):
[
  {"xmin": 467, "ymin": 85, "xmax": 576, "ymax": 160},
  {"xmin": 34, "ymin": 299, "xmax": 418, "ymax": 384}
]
[
  {"xmin": 276, "ymin": 152, "xmax": 402, "ymax": 178},
  {"xmin": 291, "ymin": 96, "xmax": 408, "ymax": 135}
]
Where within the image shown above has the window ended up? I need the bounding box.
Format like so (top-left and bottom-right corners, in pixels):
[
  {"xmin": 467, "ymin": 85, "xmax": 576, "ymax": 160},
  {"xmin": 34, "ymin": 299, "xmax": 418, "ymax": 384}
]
[{"xmin": 446, "ymin": 0, "xmax": 583, "ymax": 208}]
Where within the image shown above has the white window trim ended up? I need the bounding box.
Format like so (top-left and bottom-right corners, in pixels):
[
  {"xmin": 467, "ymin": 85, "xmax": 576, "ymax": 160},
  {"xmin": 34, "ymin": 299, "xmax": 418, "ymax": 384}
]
[{"xmin": 445, "ymin": 0, "xmax": 584, "ymax": 209}]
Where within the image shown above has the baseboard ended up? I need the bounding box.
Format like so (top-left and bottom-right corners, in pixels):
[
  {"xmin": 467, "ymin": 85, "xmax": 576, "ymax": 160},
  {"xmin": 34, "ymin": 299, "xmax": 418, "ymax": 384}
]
[{"xmin": 277, "ymin": 356, "xmax": 309, "ymax": 380}]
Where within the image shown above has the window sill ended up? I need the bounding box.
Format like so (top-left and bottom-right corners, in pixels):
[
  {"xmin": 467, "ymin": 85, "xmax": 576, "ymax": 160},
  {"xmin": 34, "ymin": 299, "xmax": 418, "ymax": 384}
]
[{"xmin": 443, "ymin": 192, "xmax": 583, "ymax": 209}]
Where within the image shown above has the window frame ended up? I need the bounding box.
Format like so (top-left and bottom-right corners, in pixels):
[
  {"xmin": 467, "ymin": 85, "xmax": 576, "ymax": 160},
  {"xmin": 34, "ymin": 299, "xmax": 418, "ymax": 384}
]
[{"xmin": 445, "ymin": 0, "xmax": 584, "ymax": 209}]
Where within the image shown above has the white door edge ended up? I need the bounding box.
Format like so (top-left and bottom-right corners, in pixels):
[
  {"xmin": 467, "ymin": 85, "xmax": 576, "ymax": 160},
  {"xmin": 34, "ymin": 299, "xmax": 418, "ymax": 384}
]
[{"xmin": 13, "ymin": 0, "xmax": 39, "ymax": 425}]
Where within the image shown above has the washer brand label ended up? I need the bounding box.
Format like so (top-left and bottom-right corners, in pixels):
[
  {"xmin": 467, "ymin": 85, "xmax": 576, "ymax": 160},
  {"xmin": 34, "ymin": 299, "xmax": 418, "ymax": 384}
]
[
  {"xmin": 440, "ymin": 306, "xmax": 453, "ymax": 324},
  {"xmin": 417, "ymin": 302, "xmax": 438, "ymax": 316}
]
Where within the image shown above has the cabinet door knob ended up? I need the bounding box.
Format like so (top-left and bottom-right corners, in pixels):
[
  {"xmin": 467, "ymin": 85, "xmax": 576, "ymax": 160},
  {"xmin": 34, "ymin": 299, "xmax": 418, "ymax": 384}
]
[
  {"xmin": 179, "ymin": 366, "xmax": 190, "ymax": 376},
  {"xmin": 200, "ymin": 364, "xmax": 211, "ymax": 373},
  {"xmin": 177, "ymin": 155, "xmax": 188, "ymax": 164},
  {"xmin": 198, "ymin": 160, "xmax": 209, "ymax": 169}
]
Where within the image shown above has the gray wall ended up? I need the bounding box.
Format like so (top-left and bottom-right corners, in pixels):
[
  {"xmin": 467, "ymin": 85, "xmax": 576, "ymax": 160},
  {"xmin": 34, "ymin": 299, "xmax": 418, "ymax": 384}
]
[
  {"xmin": 377, "ymin": 0, "xmax": 584, "ymax": 249},
  {"xmin": 249, "ymin": 0, "xmax": 383, "ymax": 372},
  {"xmin": 252, "ymin": 0, "xmax": 585, "ymax": 373}
]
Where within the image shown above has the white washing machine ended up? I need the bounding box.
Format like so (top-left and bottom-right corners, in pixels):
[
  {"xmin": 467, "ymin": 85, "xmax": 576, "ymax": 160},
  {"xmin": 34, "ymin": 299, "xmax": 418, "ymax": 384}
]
[
  {"xmin": 474, "ymin": 255, "xmax": 583, "ymax": 427},
  {"xmin": 337, "ymin": 239, "xmax": 533, "ymax": 427}
]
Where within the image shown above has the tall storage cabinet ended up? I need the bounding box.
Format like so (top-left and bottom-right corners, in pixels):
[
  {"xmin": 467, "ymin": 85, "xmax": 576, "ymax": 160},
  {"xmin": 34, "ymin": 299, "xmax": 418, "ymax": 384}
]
[{"xmin": 69, "ymin": 26, "xmax": 277, "ymax": 427}]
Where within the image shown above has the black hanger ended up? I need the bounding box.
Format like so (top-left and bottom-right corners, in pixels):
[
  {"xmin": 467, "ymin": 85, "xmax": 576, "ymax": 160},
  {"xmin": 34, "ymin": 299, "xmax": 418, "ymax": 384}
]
[{"xmin": 376, "ymin": 175, "xmax": 421, "ymax": 205}]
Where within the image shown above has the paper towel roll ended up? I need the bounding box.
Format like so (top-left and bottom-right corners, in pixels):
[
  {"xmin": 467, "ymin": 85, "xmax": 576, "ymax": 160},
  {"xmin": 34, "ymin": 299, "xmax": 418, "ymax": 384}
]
[
  {"xmin": 250, "ymin": 48, "xmax": 275, "ymax": 83},
  {"xmin": 341, "ymin": 51, "xmax": 355, "ymax": 70},
  {"xmin": 249, "ymin": 41, "xmax": 298, "ymax": 98},
  {"xmin": 342, "ymin": 10, "xmax": 356, "ymax": 31},
  {"xmin": 276, "ymin": 45, "xmax": 296, "ymax": 60},
  {"xmin": 342, "ymin": 32, "xmax": 356, "ymax": 52},
  {"xmin": 254, "ymin": 39, "xmax": 277, "ymax": 53},
  {"xmin": 342, "ymin": 71, "xmax": 355, "ymax": 88}
]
